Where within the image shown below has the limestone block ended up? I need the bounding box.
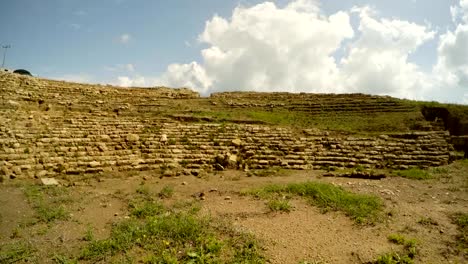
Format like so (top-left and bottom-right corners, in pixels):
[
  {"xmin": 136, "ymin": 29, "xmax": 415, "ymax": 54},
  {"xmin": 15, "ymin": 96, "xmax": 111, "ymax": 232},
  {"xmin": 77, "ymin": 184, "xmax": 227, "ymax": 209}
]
[{"xmin": 126, "ymin": 134, "xmax": 140, "ymax": 142}]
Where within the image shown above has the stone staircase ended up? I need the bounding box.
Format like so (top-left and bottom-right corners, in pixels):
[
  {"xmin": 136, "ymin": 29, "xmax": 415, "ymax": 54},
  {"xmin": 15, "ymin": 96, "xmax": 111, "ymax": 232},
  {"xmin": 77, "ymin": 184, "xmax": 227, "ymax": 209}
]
[{"xmin": 0, "ymin": 72, "xmax": 453, "ymax": 179}]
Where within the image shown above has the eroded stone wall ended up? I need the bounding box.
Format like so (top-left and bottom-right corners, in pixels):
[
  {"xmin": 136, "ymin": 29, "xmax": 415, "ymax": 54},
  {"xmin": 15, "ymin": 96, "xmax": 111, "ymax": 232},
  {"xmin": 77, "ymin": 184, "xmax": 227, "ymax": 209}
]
[
  {"xmin": 0, "ymin": 113, "xmax": 450, "ymax": 179},
  {"xmin": 0, "ymin": 72, "xmax": 452, "ymax": 179}
]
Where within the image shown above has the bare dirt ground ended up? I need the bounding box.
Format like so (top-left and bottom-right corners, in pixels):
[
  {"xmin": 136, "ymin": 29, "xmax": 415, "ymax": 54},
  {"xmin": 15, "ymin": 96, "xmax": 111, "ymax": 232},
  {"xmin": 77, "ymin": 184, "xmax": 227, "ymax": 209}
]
[{"xmin": 1, "ymin": 161, "xmax": 467, "ymax": 264}]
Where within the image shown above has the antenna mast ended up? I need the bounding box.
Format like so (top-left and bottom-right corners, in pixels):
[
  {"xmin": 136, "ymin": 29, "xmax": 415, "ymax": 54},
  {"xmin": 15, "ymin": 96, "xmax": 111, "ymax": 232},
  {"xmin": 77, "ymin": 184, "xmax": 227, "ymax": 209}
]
[{"xmin": 2, "ymin": 44, "xmax": 11, "ymax": 68}]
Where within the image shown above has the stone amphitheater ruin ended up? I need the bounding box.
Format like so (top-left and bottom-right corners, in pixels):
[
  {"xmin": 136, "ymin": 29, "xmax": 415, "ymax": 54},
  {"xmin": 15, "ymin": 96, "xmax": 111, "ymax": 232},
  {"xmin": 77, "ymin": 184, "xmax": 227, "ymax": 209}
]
[{"xmin": 1, "ymin": 71, "xmax": 467, "ymax": 180}]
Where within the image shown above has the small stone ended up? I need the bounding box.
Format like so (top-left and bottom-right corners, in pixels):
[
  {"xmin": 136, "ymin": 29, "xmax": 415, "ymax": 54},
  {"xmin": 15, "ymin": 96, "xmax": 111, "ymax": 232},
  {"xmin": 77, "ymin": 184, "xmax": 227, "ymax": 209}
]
[
  {"xmin": 181, "ymin": 181, "xmax": 187, "ymax": 185},
  {"xmin": 41, "ymin": 178, "xmax": 59, "ymax": 186},
  {"xmin": 7, "ymin": 100, "xmax": 20, "ymax": 108},
  {"xmin": 114, "ymin": 213, "xmax": 119, "ymax": 216},
  {"xmin": 224, "ymin": 196, "xmax": 231, "ymax": 200},
  {"xmin": 89, "ymin": 161, "xmax": 100, "ymax": 168},
  {"xmin": 231, "ymin": 139, "xmax": 243, "ymax": 147},
  {"xmin": 126, "ymin": 134, "xmax": 139, "ymax": 142},
  {"xmin": 36, "ymin": 170, "xmax": 48, "ymax": 178},
  {"xmin": 215, "ymin": 164, "xmax": 224, "ymax": 171},
  {"xmin": 209, "ymin": 188, "xmax": 218, "ymax": 192}
]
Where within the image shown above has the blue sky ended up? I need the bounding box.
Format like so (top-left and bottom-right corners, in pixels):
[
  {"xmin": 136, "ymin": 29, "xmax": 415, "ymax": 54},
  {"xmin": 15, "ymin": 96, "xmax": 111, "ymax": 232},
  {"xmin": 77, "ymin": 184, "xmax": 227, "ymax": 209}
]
[{"xmin": 1, "ymin": 0, "xmax": 467, "ymax": 103}]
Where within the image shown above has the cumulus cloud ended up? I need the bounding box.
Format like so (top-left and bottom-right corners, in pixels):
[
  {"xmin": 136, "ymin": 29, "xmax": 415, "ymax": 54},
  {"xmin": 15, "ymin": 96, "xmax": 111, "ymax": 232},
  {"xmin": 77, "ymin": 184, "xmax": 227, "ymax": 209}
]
[
  {"xmin": 430, "ymin": 0, "xmax": 468, "ymax": 102},
  {"xmin": 119, "ymin": 34, "xmax": 131, "ymax": 44},
  {"xmin": 340, "ymin": 6, "xmax": 435, "ymax": 98},
  {"xmin": 53, "ymin": 73, "xmax": 93, "ymax": 83},
  {"xmin": 145, "ymin": 0, "xmax": 466, "ymax": 103},
  {"xmin": 158, "ymin": 0, "xmax": 354, "ymax": 95},
  {"xmin": 105, "ymin": 63, "xmax": 135, "ymax": 72}
]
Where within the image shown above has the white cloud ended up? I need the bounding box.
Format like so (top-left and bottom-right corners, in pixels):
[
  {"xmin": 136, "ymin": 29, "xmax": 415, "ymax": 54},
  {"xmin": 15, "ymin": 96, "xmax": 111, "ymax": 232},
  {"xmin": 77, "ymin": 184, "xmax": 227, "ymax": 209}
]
[
  {"xmin": 148, "ymin": 0, "xmax": 466, "ymax": 103},
  {"xmin": 430, "ymin": 0, "xmax": 468, "ymax": 102},
  {"xmin": 116, "ymin": 76, "xmax": 147, "ymax": 87},
  {"xmin": 158, "ymin": 1, "xmax": 354, "ymax": 95},
  {"xmin": 105, "ymin": 63, "xmax": 135, "ymax": 72},
  {"xmin": 70, "ymin": 23, "xmax": 81, "ymax": 30},
  {"xmin": 158, "ymin": 62, "xmax": 213, "ymax": 92},
  {"xmin": 53, "ymin": 74, "xmax": 92, "ymax": 83},
  {"xmin": 450, "ymin": 0, "xmax": 468, "ymax": 23},
  {"xmin": 340, "ymin": 6, "xmax": 435, "ymax": 99},
  {"xmin": 119, "ymin": 34, "xmax": 131, "ymax": 44}
]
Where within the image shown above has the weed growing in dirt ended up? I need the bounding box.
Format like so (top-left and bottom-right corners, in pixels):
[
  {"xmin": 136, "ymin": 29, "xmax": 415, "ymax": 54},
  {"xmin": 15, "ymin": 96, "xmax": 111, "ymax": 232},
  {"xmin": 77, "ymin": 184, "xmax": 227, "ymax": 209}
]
[
  {"xmin": 78, "ymin": 200, "xmax": 265, "ymax": 263},
  {"xmin": 248, "ymin": 167, "xmax": 290, "ymax": 177},
  {"xmin": 373, "ymin": 234, "xmax": 418, "ymax": 263},
  {"xmin": 247, "ymin": 181, "xmax": 383, "ymax": 224},
  {"xmin": 136, "ymin": 184, "xmax": 150, "ymax": 196},
  {"xmin": 52, "ymin": 254, "xmax": 78, "ymax": 264},
  {"xmin": 393, "ymin": 168, "xmax": 433, "ymax": 180},
  {"xmin": 452, "ymin": 212, "xmax": 468, "ymax": 256},
  {"xmin": 417, "ymin": 217, "xmax": 438, "ymax": 226},
  {"xmin": 22, "ymin": 185, "xmax": 70, "ymax": 223},
  {"xmin": 128, "ymin": 198, "xmax": 165, "ymax": 219},
  {"xmin": 158, "ymin": 185, "xmax": 174, "ymax": 198},
  {"xmin": 267, "ymin": 199, "xmax": 292, "ymax": 212},
  {"xmin": 373, "ymin": 234, "xmax": 418, "ymax": 264},
  {"xmin": 0, "ymin": 241, "xmax": 36, "ymax": 263}
]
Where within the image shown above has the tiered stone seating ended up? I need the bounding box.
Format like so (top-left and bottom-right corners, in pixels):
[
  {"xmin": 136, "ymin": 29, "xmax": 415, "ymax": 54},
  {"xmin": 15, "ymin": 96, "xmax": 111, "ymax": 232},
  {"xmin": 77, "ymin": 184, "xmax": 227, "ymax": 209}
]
[{"xmin": 0, "ymin": 72, "xmax": 453, "ymax": 179}]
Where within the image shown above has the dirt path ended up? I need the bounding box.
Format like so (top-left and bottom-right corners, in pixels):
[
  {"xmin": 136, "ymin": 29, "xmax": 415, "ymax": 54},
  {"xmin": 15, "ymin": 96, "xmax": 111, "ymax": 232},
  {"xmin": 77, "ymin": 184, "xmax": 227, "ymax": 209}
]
[{"xmin": 0, "ymin": 163, "xmax": 467, "ymax": 263}]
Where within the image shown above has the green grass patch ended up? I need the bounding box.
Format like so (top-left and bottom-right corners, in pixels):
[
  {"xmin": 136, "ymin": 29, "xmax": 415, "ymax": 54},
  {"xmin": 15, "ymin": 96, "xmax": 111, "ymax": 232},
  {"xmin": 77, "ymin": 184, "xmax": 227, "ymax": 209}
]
[
  {"xmin": 192, "ymin": 109, "xmax": 422, "ymax": 134},
  {"xmin": 393, "ymin": 168, "xmax": 434, "ymax": 180},
  {"xmin": 247, "ymin": 181, "xmax": 383, "ymax": 224},
  {"xmin": 22, "ymin": 185, "xmax": 70, "ymax": 224},
  {"xmin": 267, "ymin": 199, "xmax": 292, "ymax": 213},
  {"xmin": 79, "ymin": 199, "xmax": 265, "ymax": 263},
  {"xmin": 158, "ymin": 185, "xmax": 174, "ymax": 199},
  {"xmin": 452, "ymin": 212, "xmax": 468, "ymax": 256},
  {"xmin": 247, "ymin": 167, "xmax": 290, "ymax": 177},
  {"xmin": 373, "ymin": 234, "xmax": 418, "ymax": 264},
  {"xmin": 0, "ymin": 241, "xmax": 36, "ymax": 263}
]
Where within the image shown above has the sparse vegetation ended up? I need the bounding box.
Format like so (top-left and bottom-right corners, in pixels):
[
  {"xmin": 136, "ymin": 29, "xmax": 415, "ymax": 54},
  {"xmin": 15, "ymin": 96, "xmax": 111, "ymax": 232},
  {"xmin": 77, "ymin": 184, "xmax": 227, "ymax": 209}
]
[
  {"xmin": 452, "ymin": 212, "xmax": 468, "ymax": 256},
  {"xmin": 192, "ymin": 109, "xmax": 422, "ymax": 134},
  {"xmin": 158, "ymin": 185, "xmax": 174, "ymax": 198},
  {"xmin": 0, "ymin": 241, "xmax": 36, "ymax": 263},
  {"xmin": 373, "ymin": 234, "xmax": 418, "ymax": 264},
  {"xmin": 267, "ymin": 199, "xmax": 292, "ymax": 212},
  {"xmin": 247, "ymin": 167, "xmax": 289, "ymax": 177},
  {"xmin": 80, "ymin": 198, "xmax": 265, "ymax": 263},
  {"xmin": 417, "ymin": 217, "xmax": 438, "ymax": 226},
  {"xmin": 393, "ymin": 168, "xmax": 434, "ymax": 180},
  {"xmin": 247, "ymin": 181, "xmax": 383, "ymax": 224},
  {"xmin": 22, "ymin": 185, "xmax": 70, "ymax": 223}
]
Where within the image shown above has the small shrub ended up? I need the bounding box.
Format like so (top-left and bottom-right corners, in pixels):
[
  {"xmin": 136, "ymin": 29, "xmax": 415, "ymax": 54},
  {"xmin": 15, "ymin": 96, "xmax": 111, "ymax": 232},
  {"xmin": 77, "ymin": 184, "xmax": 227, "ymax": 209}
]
[
  {"xmin": 167, "ymin": 139, "xmax": 176, "ymax": 145},
  {"xmin": 158, "ymin": 185, "xmax": 174, "ymax": 199},
  {"xmin": 267, "ymin": 199, "xmax": 292, "ymax": 212},
  {"xmin": 374, "ymin": 252, "xmax": 414, "ymax": 264},
  {"xmin": 128, "ymin": 199, "xmax": 165, "ymax": 218},
  {"xmin": 136, "ymin": 185, "xmax": 150, "ymax": 196},
  {"xmin": 373, "ymin": 234, "xmax": 417, "ymax": 264}
]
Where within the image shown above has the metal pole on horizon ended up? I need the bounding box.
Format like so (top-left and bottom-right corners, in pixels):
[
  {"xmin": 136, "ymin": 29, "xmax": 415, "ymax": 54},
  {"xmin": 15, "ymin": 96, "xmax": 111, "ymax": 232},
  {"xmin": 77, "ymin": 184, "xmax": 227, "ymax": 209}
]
[{"xmin": 2, "ymin": 44, "xmax": 11, "ymax": 68}]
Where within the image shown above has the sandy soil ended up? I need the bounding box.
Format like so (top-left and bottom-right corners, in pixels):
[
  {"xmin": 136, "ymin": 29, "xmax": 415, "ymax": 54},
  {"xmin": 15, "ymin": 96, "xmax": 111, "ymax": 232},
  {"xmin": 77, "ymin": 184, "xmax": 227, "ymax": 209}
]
[{"xmin": 0, "ymin": 163, "xmax": 467, "ymax": 263}]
